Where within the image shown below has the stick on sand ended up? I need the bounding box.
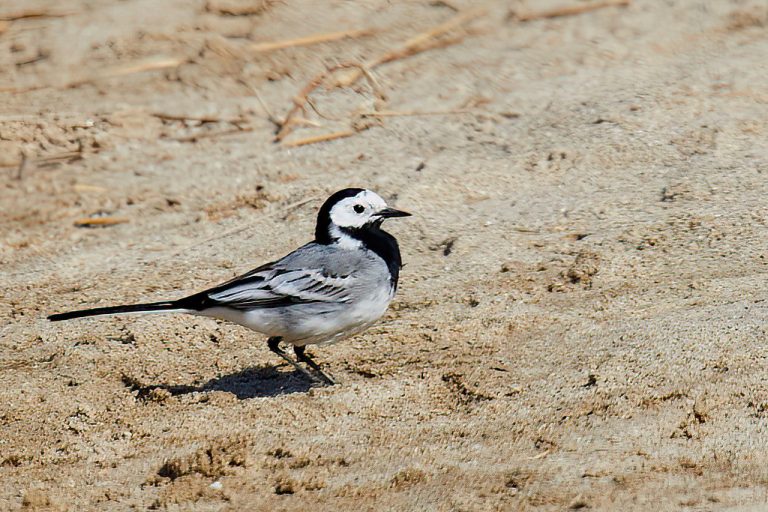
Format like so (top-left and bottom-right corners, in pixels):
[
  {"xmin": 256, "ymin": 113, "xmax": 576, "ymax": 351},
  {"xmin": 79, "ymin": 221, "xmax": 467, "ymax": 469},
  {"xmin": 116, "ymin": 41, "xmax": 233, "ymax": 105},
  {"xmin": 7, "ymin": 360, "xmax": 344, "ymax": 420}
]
[
  {"xmin": 0, "ymin": 8, "xmax": 75, "ymax": 21},
  {"xmin": 511, "ymin": 0, "xmax": 630, "ymax": 22},
  {"xmin": 335, "ymin": 6, "xmax": 487, "ymax": 87},
  {"xmin": 249, "ymin": 28, "xmax": 376, "ymax": 53},
  {"xmin": 66, "ymin": 56, "xmax": 187, "ymax": 88},
  {"xmin": 281, "ymin": 130, "xmax": 356, "ymax": 148},
  {"xmin": 74, "ymin": 217, "xmax": 130, "ymax": 228}
]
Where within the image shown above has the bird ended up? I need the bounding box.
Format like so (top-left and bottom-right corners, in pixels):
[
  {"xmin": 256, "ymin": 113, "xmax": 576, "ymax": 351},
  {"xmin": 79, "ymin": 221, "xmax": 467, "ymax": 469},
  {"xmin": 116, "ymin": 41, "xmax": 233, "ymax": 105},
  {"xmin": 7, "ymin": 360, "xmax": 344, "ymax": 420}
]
[{"xmin": 48, "ymin": 188, "xmax": 411, "ymax": 385}]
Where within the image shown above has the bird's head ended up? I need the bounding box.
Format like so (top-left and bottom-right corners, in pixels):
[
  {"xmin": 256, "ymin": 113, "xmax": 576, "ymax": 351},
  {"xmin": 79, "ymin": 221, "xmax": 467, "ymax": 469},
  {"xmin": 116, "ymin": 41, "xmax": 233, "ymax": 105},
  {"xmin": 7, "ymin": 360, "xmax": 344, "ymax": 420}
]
[{"xmin": 315, "ymin": 188, "xmax": 411, "ymax": 245}]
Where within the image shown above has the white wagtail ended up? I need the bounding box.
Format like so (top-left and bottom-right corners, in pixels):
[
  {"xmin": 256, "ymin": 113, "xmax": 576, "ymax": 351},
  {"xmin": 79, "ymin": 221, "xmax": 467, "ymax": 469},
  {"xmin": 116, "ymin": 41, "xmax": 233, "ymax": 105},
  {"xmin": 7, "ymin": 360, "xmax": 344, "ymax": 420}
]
[{"xmin": 48, "ymin": 188, "xmax": 411, "ymax": 385}]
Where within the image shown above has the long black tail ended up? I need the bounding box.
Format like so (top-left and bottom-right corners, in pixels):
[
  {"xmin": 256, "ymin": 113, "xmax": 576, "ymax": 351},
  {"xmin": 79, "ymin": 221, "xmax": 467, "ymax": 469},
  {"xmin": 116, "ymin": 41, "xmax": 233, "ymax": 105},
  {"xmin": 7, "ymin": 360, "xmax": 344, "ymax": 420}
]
[{"xmin": 48, "ymin": 301, "xmax": 181, "ymax": 322}]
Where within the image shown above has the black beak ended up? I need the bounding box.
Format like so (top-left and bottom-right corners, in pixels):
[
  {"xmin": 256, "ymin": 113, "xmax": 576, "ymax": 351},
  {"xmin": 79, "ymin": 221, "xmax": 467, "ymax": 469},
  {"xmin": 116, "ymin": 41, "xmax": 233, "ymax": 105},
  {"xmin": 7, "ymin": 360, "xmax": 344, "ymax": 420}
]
[{"xmin": 377, "ymin": 207, "xmax": 412, "ymax": 219}]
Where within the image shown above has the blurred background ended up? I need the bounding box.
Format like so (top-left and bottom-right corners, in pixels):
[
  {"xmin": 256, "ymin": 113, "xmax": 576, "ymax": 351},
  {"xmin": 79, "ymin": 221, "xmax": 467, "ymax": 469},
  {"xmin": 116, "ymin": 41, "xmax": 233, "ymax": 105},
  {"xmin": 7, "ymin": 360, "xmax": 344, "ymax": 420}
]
[{"xmin": 1, "ymin": 0, "xmax": 768, "ymax": 510}]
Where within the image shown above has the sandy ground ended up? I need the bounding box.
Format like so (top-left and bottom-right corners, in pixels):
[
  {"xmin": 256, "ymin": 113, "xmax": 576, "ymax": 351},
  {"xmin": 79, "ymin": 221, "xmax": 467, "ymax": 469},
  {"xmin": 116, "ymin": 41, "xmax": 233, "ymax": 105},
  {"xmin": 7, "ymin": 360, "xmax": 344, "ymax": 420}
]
[{"xmin": 1, "ymin": 0, "xmax": 768, "ymax": 510}]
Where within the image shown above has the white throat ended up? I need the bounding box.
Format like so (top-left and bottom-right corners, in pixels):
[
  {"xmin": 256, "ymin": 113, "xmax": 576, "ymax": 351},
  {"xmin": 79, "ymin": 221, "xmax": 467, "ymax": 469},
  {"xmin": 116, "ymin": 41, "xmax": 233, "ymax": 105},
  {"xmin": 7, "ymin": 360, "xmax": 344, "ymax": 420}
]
[{"xmin": 329, "ymin": 224, "xmax": 363, "ymax": 250}]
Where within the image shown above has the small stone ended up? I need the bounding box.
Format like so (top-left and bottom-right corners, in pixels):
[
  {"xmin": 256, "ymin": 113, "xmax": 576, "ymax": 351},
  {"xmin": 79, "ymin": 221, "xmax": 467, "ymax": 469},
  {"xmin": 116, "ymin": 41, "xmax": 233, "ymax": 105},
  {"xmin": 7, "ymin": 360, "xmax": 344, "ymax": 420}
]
[{"xmin": 569, "ymin": 495, "xmax": 589, "ymax": 509}]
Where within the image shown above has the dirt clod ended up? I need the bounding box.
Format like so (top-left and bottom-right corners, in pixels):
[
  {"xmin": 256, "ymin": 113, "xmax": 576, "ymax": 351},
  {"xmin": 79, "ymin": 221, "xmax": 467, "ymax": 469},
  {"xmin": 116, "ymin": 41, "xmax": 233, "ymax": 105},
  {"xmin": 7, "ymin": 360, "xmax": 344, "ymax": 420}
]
[
  {"xmin": 157, "ymin": 439, "xmax": 249, "ymax": 481},
  {"xmin": 391, "ymin": 468, "xmax": 427, "ymax": 489},
  {"xmin": 274, "ymin": 476, "xmax": 296, "ymax": 495}
]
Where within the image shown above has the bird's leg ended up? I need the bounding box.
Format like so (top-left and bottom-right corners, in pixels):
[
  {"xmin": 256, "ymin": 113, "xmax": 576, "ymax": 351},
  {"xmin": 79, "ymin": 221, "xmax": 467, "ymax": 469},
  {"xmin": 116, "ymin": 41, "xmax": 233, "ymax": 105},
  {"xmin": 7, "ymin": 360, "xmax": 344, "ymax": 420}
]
[
  {"xmin": 267, "ymin": 336, "xmax": 318, "ymax": 383},
  {"xmin": 294, "ymin": 345, "xmax": 336, "ymax": 386}
]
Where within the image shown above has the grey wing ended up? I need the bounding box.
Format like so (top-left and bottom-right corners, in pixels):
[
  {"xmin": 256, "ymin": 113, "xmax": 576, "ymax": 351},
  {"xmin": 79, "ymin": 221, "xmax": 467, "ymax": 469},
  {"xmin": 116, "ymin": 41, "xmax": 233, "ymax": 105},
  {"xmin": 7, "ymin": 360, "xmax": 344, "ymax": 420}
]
[{"xmin": 199, "ymin": 266, "xmax": 354, "ymax": 310}]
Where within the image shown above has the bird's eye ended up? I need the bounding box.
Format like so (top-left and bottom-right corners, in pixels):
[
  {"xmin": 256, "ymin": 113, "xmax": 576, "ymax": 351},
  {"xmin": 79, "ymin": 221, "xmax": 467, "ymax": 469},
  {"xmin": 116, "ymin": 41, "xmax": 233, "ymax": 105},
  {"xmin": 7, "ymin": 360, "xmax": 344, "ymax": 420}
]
[{"xmin": 353, "ymin": 204, "xmax": 365, "ymax": 214}]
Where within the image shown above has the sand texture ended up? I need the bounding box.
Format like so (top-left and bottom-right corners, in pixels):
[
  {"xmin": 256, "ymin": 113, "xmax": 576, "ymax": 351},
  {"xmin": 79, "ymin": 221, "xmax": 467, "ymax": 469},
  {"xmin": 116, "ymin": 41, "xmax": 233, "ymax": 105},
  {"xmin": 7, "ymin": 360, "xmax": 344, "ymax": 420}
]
[{"xmin": 2, "ymin": 0, "xmax": 768, "ymax": 510}]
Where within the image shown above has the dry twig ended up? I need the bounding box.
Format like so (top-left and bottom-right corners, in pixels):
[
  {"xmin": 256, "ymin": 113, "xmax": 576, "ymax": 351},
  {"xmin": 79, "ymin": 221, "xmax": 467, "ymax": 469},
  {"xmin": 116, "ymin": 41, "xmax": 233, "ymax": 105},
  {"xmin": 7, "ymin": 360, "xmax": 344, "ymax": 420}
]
[
  {"xmin": 74, "ymin": 217, "xmax": 129, "ymax": 228},
  {"xmin": 237, "ymin": 79, "xmax": 281, "ymax": 130},
  {"xmin": 0, "ymin": 150, "xmax": 83, "ymax": 170},
  {"xmin": 73, "ymin": 184, "xmax": 108, "ymax": 194},
  {"xmin": 35, "ymin": 151, "xmax": 83, "ymax": 164},
  {"xmin": 274, "ymin": 6, "xmax": 486, "ymax": 146},
  {"xmin": 169, "ymin": 126, "xmax": 254, "ymax": 143},
  {"xmin": 511, "ymin": 0, "xmax": 630, "ymax": 22},
  {"xmin": 151, "ymin": 112, "xmax": 246, "ymax": 124},
  {"xmin": 249, "ymin": 28, "xmax": 376, "ymax": 53},
  {"xmin": 281, "ymin": 130, "xmax": 356, "ymax": 148},
  {"xmin": 66, "ymin": 56, "xmax": 187, "ymax": 88},
  {"xmin": 3, "ymin": 55, "xmax": 187, "ymax": 93},
  {"xmin": 335, "ymin": 6, "xmax": 488, "ymax": 87},
  {"xmin": 361, "ymin": 108, "xmax": 472, "ymax": 118},
  {"xmin": 0, "ymin": 8, "xmax": 74, "ymax": 21},
  {"xmin": 528, "ymin": 449, "xmax": 553, "ymax": 460},
  {"xmin": 285, "ymin": 117, "xmax": 323, "ymax": 128},
  {"xmin": 276, "ymin": 61, "xmax": 388, "ymax": 143},
  {"xmin": 274, "ymin": 63, "xmax": 359, "ymax": 142}
]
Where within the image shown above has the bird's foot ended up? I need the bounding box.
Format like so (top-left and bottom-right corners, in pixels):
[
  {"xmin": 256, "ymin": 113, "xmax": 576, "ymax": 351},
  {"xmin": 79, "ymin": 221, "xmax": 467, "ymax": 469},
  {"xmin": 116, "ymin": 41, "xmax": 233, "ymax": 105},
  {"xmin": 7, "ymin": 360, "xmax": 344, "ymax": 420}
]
[
  {"xmin": 267, "ymin": 337, "xmax": 320, "ymax": 384},
  {"xmin": 268, "ymin": 337, "xmax": 334, "ymax": 386},
  {"xmin": 294, "ymin": 345, "xmax": 336, "ymax": 386}
]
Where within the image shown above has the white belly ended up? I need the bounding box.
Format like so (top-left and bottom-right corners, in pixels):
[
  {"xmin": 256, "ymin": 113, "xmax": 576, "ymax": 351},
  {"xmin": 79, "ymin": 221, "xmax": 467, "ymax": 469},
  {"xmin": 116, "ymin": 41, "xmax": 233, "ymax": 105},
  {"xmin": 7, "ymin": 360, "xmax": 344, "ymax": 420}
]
[{"xmin": 197, "ymin": 285, "xmax": 394, "ymax": 346}]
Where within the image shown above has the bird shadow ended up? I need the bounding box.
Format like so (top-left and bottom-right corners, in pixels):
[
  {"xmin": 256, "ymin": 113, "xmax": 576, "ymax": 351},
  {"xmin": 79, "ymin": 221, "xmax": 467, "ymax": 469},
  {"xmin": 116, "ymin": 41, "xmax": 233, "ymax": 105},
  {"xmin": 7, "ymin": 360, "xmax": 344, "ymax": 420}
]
[{"xmin": 122, "ymin": 364, "xmax": 315, "ymax": 401}]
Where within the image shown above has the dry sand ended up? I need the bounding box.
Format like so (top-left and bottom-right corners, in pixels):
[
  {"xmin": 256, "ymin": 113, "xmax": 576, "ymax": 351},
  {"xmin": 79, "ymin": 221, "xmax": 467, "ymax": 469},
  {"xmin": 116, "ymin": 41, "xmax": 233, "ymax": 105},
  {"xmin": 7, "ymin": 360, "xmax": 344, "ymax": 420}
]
[{"xmin": 1, "ymin": 0, "xmax": 768, "ymax": 510}]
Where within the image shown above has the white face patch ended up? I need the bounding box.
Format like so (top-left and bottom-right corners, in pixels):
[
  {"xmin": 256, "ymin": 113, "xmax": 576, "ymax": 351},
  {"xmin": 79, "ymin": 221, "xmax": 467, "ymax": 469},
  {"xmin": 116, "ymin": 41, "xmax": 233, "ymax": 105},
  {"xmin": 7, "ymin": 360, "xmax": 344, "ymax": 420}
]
[{"xmin": 329, "ymin": 190, "xmax": 389, "ymax": 229}]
